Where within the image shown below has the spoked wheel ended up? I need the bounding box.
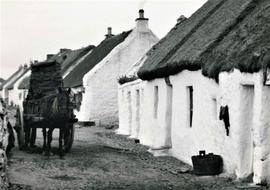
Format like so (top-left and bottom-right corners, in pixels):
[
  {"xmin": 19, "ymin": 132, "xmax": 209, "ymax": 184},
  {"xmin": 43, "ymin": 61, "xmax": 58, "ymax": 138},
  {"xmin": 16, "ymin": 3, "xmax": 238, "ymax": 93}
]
[{"xmin": 63, "ymin": 123, "xmax": 75, "ymax": 153}]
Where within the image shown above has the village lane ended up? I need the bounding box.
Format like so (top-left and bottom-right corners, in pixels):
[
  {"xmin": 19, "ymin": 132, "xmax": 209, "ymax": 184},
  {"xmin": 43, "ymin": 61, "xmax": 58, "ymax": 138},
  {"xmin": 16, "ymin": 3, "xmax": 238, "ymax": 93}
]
[{"xmin": 6, "ymin": 126, "xmax": 268, "ymax": 190}]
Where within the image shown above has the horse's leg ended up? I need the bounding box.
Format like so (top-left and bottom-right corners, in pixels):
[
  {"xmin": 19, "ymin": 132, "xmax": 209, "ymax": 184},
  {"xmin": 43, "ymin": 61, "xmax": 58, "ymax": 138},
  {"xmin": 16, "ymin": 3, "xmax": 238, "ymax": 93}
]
[
  {"xmin": 59, "ymin": 127, "xmax": 64, "ymax": 158},
  {"xmin": 30, "ymin": 128, "xmax": 37, "ymax": 148},
  {"xmin": 24, "ymin": 127, "xmax": 30, "ymax": 150},
  {"xmin": 46, "ymin": 128, "xmax": 54, "ymax": 156},
  {"xmin": 42, "ymin": 128, "xmax": 47, "ymax": 154}
]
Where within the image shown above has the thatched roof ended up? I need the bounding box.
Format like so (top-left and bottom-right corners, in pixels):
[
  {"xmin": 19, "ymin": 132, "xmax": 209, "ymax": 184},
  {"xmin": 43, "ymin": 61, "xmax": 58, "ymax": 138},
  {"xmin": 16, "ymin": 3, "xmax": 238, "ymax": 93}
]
[
  {"xmin": 6, "ymin": 67, "xmax": 30, "ymax": 90},
  {"xmin": 0, "ymin": 78, "xmax": 4, "ymax": 83},
  {"xmin": 48, "ymin": 45, "xmax": 95, "ymax": 75},
  {"xmin": 138, "ymin": 0, "xmax": 270, "ymax": 81},
  {"xmin": 0, "ymin": 67, "xmax": 24, "ymax": 90},
  {"xmin": 63, "ymin": 30, "xmax": 132, "ymax": 88},
  {"xmin": 118, "ymin": 54, "xmax": 148, "ymax": 85}
]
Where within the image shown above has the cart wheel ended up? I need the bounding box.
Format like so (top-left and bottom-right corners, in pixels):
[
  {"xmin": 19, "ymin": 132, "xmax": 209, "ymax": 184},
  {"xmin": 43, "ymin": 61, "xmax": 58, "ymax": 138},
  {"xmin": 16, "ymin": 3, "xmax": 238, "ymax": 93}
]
[
  {"xmin": 15, "ymin": 108, "xmax": 25, "ymax": 150},
  {"xmin": 63, "ymin": 123, "xmax": 74, "ymax": 153}
]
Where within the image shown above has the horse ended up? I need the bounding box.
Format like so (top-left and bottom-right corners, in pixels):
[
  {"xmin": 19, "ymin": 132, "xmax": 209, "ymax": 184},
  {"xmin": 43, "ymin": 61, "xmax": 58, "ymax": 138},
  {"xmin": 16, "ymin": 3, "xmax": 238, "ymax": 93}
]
[
  {"xmin": 41, "ymin": 87, "xmax": 75, "ymax": 158},
  {"xmin": 23, "ymin": 87, "xmax": 75, "ymax": 158}
]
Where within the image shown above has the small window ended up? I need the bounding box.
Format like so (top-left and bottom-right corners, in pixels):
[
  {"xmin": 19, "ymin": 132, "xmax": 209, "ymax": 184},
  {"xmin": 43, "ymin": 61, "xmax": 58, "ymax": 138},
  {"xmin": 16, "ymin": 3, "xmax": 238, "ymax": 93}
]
[
  {"xmin": 187, "ymin": 86, "xmax": 193, "ymax": 127},
  {"xmin": 212, "ymin": 98, "xmax": 218, "ymax": 119},
  {"xmin": 154, "ymin": 86, "xmax": 159, "ymax": 118},
  {"xmin": 19, "ymin": 93, "xmax": 22, "ymax": 100}
]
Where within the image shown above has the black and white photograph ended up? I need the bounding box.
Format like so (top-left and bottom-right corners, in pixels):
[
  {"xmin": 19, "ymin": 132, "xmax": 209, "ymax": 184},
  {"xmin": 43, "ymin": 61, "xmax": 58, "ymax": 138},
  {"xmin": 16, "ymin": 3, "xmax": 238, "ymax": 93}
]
[{"xmin": 0, "ymin": 0, "xmax": 270, "ymax": 189}]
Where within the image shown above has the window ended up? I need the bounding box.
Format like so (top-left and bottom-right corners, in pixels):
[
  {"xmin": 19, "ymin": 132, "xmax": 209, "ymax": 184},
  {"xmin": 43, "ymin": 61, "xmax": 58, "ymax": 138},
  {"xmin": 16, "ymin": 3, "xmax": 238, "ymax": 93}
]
[
  {"xmin": 19, "ymin": 93, "xmax": 22, "ymax": 100},
  {"xmin": 187, "ymin": 86, "xmax": 193, "ymax": 127},
  {"xmin": 154, "ymin": 86, "xmax": 159, "ymax": 118},
  {"xmin": 212, "ymin": 98, "xmax": 217, "ymax": 119}
]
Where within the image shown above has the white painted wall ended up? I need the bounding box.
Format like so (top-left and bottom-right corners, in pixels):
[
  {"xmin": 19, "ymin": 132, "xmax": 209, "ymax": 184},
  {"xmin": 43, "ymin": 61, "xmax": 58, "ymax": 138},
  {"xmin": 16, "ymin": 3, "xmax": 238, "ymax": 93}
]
[
  {"xmin": 134, "ymin": 69, "xmax": 269, "ymax": 184},
  {"xmin": 77, "ymin": 19, "xmax": 158, "ymax": 126},
  {"xmin": 8, "ymin": 70, "xmax": 31, "ymax": 107},
  {"xmin": 117, "ymin": 79, "xmax": 144, "ymax": 138}
]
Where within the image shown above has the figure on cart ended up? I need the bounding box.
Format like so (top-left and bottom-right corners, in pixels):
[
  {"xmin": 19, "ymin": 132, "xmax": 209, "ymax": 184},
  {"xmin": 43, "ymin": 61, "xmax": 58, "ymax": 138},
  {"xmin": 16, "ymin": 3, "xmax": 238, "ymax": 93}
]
[{"xmin": 15, "ymin": 60, "xmax": 77, "ymax": 158}]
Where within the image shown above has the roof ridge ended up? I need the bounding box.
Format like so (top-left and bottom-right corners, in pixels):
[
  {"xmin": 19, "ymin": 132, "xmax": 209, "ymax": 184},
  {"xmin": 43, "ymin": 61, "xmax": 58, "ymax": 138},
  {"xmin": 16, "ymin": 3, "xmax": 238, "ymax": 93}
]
[{"xmin": 158, "ymin": 0, "xmax": 228, "ymax": 67}]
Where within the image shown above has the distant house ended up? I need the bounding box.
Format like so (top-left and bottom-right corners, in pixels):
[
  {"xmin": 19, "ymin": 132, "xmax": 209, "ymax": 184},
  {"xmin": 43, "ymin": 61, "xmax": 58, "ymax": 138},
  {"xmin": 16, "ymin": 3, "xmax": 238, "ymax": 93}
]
[
  {"xmin": 135, "ymin": 0, "xmax": 270, "ymax": 185},
  {"xmin": 0, "ymin": 78, "xmax": 4, "ymax": 87},
  {"xmin": 7, "ymin": 65, "xmax": 30, "ymax": 106},
  {"xmin": 0, "ymin": 65, "xmax": 28, "ymax": 103},
  {"xmin": 77, "ymin": 10, "xmax": 159, "ymax": 127},
  {"xmin": 0, "ymin": 78, "xmax": 5, "ymax": 99}
]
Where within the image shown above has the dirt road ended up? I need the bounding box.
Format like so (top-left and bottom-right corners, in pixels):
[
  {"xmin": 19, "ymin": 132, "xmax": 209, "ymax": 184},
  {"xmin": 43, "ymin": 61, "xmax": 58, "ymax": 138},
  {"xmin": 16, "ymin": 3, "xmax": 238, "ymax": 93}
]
[{"xmin": 6, "ymin": 126, "xmax": 268, "ymax": 190}]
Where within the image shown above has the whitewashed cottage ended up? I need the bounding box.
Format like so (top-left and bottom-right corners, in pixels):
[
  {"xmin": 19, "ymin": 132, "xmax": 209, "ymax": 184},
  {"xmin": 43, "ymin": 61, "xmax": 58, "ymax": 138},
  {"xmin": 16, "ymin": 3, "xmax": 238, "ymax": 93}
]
[
  {"xmin": 77, "ymin": 10, "xmax": 159, "ymax": 126},
  {"xmin": 7, "ymin": 67, "xmax": 31, "ymax": 107},
  {"xmin": 0, "ymin": 65, "xmax": 28, "ymax": 103},
  {"xmin": 116, "ymin": 55, "xmax": 148, "ymax": 138},
  {"xmin": 132, "ymin": 0, "xmax": 270, "ymax": 185},
  {"xmin": 117, "ymin": 16, "xmax": 186, "ymax": 140}
]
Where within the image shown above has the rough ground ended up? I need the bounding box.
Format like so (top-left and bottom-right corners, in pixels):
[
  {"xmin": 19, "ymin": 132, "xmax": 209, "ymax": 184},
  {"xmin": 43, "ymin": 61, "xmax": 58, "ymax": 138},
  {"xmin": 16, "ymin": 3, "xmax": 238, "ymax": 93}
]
[{"xmin": 5, "ymin": 126, "xmax": 268, "ymax": 190}]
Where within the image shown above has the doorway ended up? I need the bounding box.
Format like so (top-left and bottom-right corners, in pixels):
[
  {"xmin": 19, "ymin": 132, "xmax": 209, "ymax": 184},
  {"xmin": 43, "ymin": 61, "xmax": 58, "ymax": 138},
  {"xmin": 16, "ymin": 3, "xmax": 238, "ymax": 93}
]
[{"xmin": 239, "ymin": 84, "xmax": 255, "ymax": 178}]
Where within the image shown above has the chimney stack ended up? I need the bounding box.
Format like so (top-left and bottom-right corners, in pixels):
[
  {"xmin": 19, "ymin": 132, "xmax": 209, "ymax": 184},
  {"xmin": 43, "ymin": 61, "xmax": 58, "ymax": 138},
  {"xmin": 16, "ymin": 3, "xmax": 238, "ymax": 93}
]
[
  {"xmin": 139, "ymin": 9, "xmax": 144, "ymax": 19},
  {"xmin": 107, "ymin": 27, "xmax": 112, "ymax": 35},
  {"xmin": 105, "ymin": 27, "xmax": 114, "ymax": 39},
  {"xmin": 177, "ymin": 15, "xmax": 186, "ymax": 24},
  {"xmin": 135, "ymin": 9, "xmax": 149, "ymax": 32},
  {"xmin": 60, "ymin": 48, "xmax": 71, "ymax": 53},
  {"xmin": 46, "ymin": 54, "xmax": 54, "ymax": 60}
]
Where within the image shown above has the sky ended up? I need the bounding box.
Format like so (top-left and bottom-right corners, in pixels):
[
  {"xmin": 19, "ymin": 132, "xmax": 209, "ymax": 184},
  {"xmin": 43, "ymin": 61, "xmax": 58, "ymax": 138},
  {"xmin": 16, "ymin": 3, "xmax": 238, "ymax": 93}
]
[{"xmin": 0, "ymin": 0, "xmax": 207, "ymax": 80}]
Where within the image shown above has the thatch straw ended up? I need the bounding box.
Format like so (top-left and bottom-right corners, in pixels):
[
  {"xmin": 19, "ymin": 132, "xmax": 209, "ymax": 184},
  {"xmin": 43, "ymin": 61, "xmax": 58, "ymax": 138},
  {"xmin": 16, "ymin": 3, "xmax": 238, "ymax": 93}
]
[
  {"xmin": 138, "ymin": 0, "xmax": 270, "ymax": 82},
  {"xmin": 63, "ymin": 30, "xmax": 132, "ymax": 88},
  {"xmin": 118, "ymin": 75, "xmax": 139, "ymax": 85}
]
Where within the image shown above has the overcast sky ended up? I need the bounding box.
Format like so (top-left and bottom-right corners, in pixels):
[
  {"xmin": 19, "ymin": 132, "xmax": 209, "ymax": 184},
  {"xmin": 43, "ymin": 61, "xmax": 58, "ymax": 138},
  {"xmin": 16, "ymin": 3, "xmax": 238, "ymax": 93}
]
[{"xmin": 0, "ymin": 0, "xmax": 206, "ymax": 79}]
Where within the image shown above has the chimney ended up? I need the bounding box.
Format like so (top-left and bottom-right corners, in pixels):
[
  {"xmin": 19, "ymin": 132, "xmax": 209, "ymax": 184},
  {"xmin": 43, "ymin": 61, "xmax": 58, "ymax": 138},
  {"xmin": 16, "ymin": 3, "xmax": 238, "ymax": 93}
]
[
  {"xmin": 138, "ymin": 9, "xmax": 144, "ymax": 19},
  {"xmin": 46, "ymin": 54, "xmax": 54, "ymax": 60},
  {"xmin": 177, "ymin": 15, "xmax": 186, "ymax": 24},
  {"xmin": 135, "ymin": 9, "xmax": 149, "ymax": 32},
  {"xmin": 60, "ymin": 48, "xmax": 71, "ymax": 53},
  {"xmin": 105, "ymin": 27, "xmax": 114, "ymax": 39}
]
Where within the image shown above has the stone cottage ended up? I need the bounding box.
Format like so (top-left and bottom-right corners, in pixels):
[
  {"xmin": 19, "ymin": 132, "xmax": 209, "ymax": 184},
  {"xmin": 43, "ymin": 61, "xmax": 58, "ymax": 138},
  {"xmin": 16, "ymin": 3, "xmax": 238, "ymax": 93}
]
[
  {"xmin": 77, "ymin": 10, "xmax": 159, "ymax": 126},
  {"xmin": 133, "ymin": 0, "xmax": 270, "ymax": 185}
]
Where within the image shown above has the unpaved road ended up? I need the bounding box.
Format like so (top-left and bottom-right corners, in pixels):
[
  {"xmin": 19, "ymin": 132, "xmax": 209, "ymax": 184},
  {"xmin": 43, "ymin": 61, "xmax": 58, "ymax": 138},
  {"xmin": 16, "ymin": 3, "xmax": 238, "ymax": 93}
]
[{"xmin": 6, "ymin": 126, "xmax": 268, "ymax": 190}]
